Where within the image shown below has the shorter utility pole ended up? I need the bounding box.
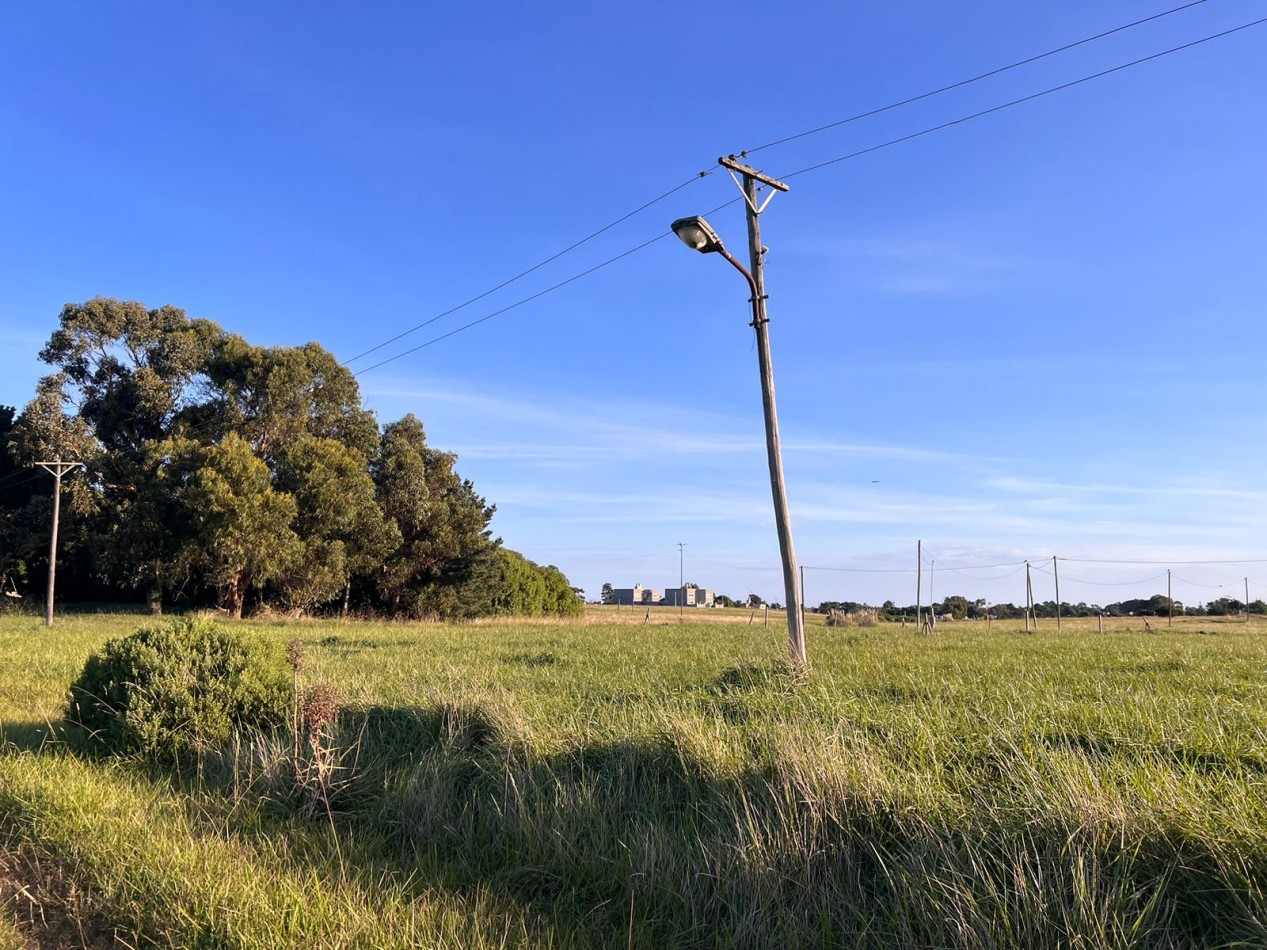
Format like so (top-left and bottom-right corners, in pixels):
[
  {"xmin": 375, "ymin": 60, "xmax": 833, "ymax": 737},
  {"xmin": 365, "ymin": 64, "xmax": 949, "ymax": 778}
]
[
  {"xmin": 1246, "ymin": 577, "xmax": 1251, "ymax": 624},
  {"xmin": 916, "ymin": 540, "xmax": 923, "ymax": 631},
  {"xmin": 930, "ymin": 559, "xmax": 936, "ymax": 631},
  {"xmin": 36, "ymin": 459, "xmax": 79, "ymax": 628},
  {"xmin": 1053, "ymin": 556, "xmax": 1061, "ymax": 632},
  {"xmin": 1168, "ymin": 569, "xmax": 1173, "ymax": 628}
]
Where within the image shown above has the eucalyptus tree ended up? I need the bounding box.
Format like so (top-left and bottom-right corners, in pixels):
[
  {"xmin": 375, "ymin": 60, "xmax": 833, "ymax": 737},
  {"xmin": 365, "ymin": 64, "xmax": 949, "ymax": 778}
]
[
  {"xmin": 170, "ymin": 433, "xmax": 301, "ymax": 619},
  {"xmin": 203, "ymin": 338, "xmax": 378, "ymax": 462},
  {"xmin": 273, "ymin": 437, "xmax": 400, "ymax": 615},
  {"xmin": 30, "ymin": 299, "xmax": 225, "ymax": 605},
  {"xmin": 372, "ymin": 414, "xmax": 496, "ymax": 617}
]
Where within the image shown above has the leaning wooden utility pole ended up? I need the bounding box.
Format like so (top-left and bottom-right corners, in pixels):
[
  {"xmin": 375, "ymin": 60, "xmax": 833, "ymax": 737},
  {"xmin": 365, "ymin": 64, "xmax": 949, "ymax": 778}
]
[
  {"xmin": 799, "ymin": 564, "xmax": 806, "ymax": 639},
  {"xmin": 719, "ymin": 154, "xmax": 805, "ymax": 669},
  {"xmin": 36, "ymin": 459, "xmax": 79, "ymax": 628}
]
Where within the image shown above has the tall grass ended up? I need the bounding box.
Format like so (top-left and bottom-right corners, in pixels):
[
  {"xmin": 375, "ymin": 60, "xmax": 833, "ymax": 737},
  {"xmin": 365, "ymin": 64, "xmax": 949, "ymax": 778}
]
[{"xmin": 2, "ymin": 613, "xmax": 1267, "ymax": 946}]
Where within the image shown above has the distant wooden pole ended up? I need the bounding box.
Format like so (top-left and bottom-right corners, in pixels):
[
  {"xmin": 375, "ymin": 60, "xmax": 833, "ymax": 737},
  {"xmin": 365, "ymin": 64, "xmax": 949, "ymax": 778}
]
[
  {"xmin": 1025, "ymin": 561, "xmax": 1033, "ymax": 633},
  {"xmin": 1168, "ymin": 569, "xmax": 1173, "ymax": 628},
  {"xmin": 930, "ymin": 559, "xmax": 936, "ymax": 631},
  {"xmin": 764, "ymin": 604, "xmax": 769, "ymax": 628},
  {"xmin": 36, "ymin": 459, "xmax": 78, "ymax": 629},
  {"xmin": 916, "ymin": 540, "xmax": 922, "ymax": 631},
  {"xmin": 1098, "ymin": 613, "xmax": 1103, "ymax": 634},
  {"xmin": 1246, "ymin": 577, "xmax": 1251, "ymax": 624},
  {"xmin": 1053, "ymin": 556, "xmax": 1061, "ymax": 632}
]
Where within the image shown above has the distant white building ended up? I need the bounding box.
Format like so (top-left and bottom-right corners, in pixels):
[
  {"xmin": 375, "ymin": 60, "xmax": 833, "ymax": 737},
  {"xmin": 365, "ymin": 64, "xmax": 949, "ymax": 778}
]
[{"xmin": 612, "ymin": 584, "xmax": 715, "ymax": 608}]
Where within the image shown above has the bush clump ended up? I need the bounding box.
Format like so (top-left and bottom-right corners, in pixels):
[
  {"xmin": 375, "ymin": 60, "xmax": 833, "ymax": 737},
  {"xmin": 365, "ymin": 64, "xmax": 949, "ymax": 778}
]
[{"xmin": 67, "ymin": 617, "xmax": 290, "ymax": 759}]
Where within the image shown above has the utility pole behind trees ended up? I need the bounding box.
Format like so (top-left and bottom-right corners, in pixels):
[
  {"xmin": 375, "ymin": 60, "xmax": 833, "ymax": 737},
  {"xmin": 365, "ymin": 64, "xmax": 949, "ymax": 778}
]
[{"xmin": 36, "ymin": 459, "xmax": 79, "ymax": 628}]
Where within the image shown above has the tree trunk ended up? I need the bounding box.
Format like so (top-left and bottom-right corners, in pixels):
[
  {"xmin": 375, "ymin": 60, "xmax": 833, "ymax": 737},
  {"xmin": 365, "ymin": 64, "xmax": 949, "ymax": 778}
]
[
  {"xmin": 147, "ymin": 583, "xmax": 163, "ymax": 616},
  {"xmin": 227, "ymin": 576, "xmax": 245, "ymax": 620},
  {"xmin": 341, "ymin": 579, "xmax": 351, "ymax": 618}
]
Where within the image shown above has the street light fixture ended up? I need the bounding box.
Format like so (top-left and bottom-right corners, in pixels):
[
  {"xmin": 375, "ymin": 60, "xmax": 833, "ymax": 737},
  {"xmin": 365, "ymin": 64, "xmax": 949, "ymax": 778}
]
[
  {"xmin": 671, "ymin": 216, "xmax": 724, "ymax": 254},
  {"xmin": 670, "ymin": 156, "xmax": 807, "ymax": 670}
]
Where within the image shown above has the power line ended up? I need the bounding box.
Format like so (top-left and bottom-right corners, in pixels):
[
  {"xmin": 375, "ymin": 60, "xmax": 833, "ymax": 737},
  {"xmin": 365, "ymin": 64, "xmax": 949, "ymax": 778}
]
[
  {"xmin": 342, "ymin": 4, "xmax": 1215, "ymax": 370},
  {"xmin": 352, "ymin": 13, "xmax": 1267, "ymax": 371},
  {"xmin": 940, "ymin": 563, "xmax": 1028, "ymax": 581},
  {"xmin": 779, "ymin": 15, "xmax": 1267, "ymax": 183},
  {"xmin": 1171, "ymin": 574, "xmax": 1245, "ymax": 589},
  {"xmin": 353, "ymin": 231, "xmax": 672, "ymax": 375},
  {"xmin": 805, "ymin": 565, "xmax": 917, "ymax": 574},
  {"xmin": 1031, "ymin": 567, "xmax": 1171, "ymax": 587},
  {"xmin": 0, "ymin": 468, "xmax": 46, "ymax": 492},
  {"xmin": 1060, "ymin": 556, "xmax": 1267, "ymax": 565},
  {"xmin": 341, "ymin": 175, "xmax": 707, "ymax": 367},
  {"xmin": 741, "ymin": 0, "xmax": 1215, "ymax": 156}
]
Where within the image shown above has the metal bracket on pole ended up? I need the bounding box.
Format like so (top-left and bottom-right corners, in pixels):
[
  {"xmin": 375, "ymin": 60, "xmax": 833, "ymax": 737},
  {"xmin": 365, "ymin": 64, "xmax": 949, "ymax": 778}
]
[
  {"xmin": 719, "ymin": 155, "xmax": 789, "ymax": 215},
  {"xmin": 35, "ymin": 461, "xmax": 81, "ymax": 480}
]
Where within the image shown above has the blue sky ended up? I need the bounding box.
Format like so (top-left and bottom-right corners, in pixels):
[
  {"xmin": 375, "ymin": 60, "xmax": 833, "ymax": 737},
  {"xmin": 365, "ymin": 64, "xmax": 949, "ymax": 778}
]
[{"xmin": 3, "ymin": 2, "xmax": 1266, "ymax": 608}]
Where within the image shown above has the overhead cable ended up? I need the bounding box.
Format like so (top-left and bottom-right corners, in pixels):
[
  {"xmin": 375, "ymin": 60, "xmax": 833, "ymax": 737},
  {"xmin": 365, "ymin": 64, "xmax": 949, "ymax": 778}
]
[
  {"xmin": 779, "ymin": 15, "xmax": 1267, "ymax": 183},
  {"xmin": 742, "ymin": 0, "xmax": 1215, "ymax": 156},
  {"xmin": 341, "ymin": 175, "xmax": 706, "ymax": 366},
  {"xmin": 354, "ymin": 13, "xmax": 1267, "ymax": 369}
]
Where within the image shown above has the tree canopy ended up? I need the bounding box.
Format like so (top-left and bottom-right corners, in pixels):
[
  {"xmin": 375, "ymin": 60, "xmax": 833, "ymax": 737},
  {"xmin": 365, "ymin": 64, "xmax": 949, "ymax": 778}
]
[{"xmin": 3, "ymin": 297, "xmax": 580, "ymax": 619}]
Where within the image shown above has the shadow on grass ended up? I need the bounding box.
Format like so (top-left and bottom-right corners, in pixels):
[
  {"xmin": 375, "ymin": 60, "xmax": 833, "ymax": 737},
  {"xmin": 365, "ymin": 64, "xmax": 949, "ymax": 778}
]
[
  {"xmin": 0, "ymin": 720, "xmax": 62, "ymax": 753},
  {"xmin": 0, "ymin": 719, "xmax": 106, "ymax": 758},
  {"xmin": 317, "ymin": 703, "xmax": 1267, "ymax": 948},
  {"xmin": 13, "ymin": 695, "xmax": 1267, "ymax": 948}
]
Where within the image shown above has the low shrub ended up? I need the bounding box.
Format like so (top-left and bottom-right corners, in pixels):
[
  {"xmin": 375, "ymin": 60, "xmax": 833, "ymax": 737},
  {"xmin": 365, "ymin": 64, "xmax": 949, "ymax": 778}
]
[{"xmin": 67, "ymin": 617, "xmax": 290, "ymax": 760}]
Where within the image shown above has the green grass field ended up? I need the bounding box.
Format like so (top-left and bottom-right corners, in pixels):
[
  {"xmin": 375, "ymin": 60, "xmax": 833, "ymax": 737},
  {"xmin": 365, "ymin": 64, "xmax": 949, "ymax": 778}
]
[{"xmin": 2, "ymin": 608, "xmax": 1266, "ymax": 948}]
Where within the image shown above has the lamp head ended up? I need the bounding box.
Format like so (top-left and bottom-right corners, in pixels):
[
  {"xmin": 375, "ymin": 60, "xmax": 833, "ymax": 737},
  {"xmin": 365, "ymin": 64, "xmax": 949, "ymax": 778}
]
[{"xmin": 671, "ymin": 215, "xmax": 724, "ymax": 254}]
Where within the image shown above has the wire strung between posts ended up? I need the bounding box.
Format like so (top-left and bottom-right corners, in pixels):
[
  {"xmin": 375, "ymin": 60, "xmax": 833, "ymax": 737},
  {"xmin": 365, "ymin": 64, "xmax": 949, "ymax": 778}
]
[
  {"xmin": 778, "ymin": 16, "xmax": 1267, "ymax": 183},
  {"xmin": 1035, "ymin": 570, "xmax": 1171, "ymax": 588},
  {"xmin": 918, "ymin": 549, "xmax": 1031, "ymax": 571},
  {"xmin": 1061, "ymin": 556, "xmax": 1267, "ymax": 565},
  {"xmin": 353, "ymin": 232, "xmax": 672, "ymax": 375},
  {"xmin": 939, "ymin": 563, "xmax": 1028, "ymax": 581},
  {"xmin": 741, "ymin": 0, "xmax": 1215, "ymax": 156},
  {"xmin": 345, "ymin": 14, "xmax": 1267, "ymax": 370},
  {"xmin": 1171, "ymin": 574, "xmax": 1246, "ymax": 590},
  {"xmin": 342, "ymin": 175, "xmax": 707, "ymax": 366},
  {"xmin": 692, "ymin": 555, "xmax": 784, "ymax": 573},
  {"xmin": 0, "ymin": 468, "xmax": 43, "ymax": 491}
]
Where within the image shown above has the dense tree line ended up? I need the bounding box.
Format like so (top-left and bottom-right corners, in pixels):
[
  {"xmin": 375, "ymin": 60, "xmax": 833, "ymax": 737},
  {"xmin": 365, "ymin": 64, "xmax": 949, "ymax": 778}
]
[
  {"xmin": 1, "ymin": 298, "xmax": 580, "ymax": 619},
  {"xmin": 855, "ymin": 595, "xmax": 1266, "ymax": 620}
]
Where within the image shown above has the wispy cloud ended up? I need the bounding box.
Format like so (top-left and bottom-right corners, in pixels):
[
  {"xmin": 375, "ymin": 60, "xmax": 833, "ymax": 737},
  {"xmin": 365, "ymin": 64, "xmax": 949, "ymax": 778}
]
[
  {"xmin": 786, "ymin": 230, "xmax": 1029, "ymax": 295},
  {"xmin": 366, "ymin": 381, "xmax": 1009, "ymax": 469}
]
